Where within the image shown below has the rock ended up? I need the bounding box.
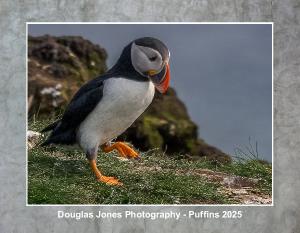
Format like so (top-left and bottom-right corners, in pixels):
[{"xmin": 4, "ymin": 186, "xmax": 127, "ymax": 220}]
[
  {"xmin": 27, "ymin": 130, "xmax": 41, "ymax": 149},
  {"xmin": 28, "ymin": 35, "xmax": 231, "ymax": 163},
  {"xmin": 28, "ymin": 35, "xmax": 107, "ymax": 115},
  {"xmin": 222, "ymin": 176, "xmax": 259, "ymax": 188}
]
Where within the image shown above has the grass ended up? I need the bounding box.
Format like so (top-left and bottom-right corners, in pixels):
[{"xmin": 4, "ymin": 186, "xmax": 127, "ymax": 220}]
[
  {"xmin": 28, "ymin": 119, "xmax": 272, "ymax": 205},
  {"xmin": 28, "ymin": 146, "xmax": 230, "ymax": 204}
]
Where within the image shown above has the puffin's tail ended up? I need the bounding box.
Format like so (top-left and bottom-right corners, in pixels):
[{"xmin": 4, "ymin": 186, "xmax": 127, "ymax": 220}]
[
  {"xmin": 40, "ymin": 139, "xmax": 52, "ymax": 147},
  {"xmin": 40, "ymin": 120, "xmax": 61, "ymax": 133},
  {"xmin": 40, "ymin": 129, "xmax": 76, "ymax": 147},
  {"xmin": 40, "ymin": 119, "xmax": 61, "ymax": 147}
]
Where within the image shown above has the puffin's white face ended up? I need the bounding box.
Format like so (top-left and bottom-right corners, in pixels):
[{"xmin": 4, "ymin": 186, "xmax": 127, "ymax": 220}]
[{"xmin": 131, "ymin": 42, "xmax": 165, "ymax": 76}]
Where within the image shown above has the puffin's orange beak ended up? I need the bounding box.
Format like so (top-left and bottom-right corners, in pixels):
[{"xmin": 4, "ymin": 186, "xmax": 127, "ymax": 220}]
[{"xmin": 154, "ymin": 63, "xmax": 170, "ymax": 94}]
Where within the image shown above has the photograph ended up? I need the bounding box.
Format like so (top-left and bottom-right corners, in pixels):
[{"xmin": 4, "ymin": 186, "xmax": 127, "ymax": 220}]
[{"xmin": 27, "ymin": 23, "xmax": 272, "ymax": 205}]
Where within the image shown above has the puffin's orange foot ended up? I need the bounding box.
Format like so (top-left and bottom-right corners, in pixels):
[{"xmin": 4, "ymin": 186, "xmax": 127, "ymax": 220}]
[
  {"xmin": 98, "ymin": 175, "xmax": 123, "ymax": 186},
  {"xmin": 89, "ymin": 159, "xmax": 123, "ymax": 186},
  {"xmin": 102, "ymin": 142, "xmax": 139, "ymax": 159}
]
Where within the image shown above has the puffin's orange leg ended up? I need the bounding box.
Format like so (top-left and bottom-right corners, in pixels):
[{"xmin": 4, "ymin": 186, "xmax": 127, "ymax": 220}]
[
  {"xmin": 102, "ymin": 142, "xmax": 139, "ymax": 159},
  {"xmin": 89, "ymin": 159, "xmax": 123, "ymax": 186}
]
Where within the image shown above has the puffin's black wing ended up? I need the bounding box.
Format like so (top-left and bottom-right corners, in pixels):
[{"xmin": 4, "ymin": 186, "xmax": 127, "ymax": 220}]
[{"xmin": 41, "ymin": 77, "xmax": 105, "ymax": 146}]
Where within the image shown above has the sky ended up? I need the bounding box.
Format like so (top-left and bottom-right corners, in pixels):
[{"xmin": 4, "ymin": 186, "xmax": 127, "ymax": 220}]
[{"xmin": 28, "ymin": 24, "xmax": 272, "ymax": 162}]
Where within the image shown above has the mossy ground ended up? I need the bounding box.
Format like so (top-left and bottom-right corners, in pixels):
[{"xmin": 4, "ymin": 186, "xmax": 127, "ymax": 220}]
[{"xmin": 28, "ymin": 119, "xmax": 272, "ymax": 205}]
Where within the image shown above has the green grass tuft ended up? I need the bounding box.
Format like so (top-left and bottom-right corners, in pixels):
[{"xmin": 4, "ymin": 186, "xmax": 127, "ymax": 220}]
[
  {"xmin": 28, "ymin": 120, "xmax": 272, "ymax": 204},
  {"xmin": 28, "ymin": 146, "xmax": 231, "ymax": 204}
]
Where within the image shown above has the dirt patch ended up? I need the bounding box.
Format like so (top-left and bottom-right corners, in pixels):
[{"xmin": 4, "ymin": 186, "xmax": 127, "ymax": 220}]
[
  {"xmin": 220, "ymin": 187, "xmax": 272, "ymax": 204},
  {"xmin": 132, "ymin": 164, "xmax": 271, "ymax": 204}
]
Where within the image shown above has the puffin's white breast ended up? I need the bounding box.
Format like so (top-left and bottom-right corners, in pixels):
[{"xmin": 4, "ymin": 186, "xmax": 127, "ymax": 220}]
[{"xmin": 77, "ymin": 77, "xmax": 155, "ymax": 152}]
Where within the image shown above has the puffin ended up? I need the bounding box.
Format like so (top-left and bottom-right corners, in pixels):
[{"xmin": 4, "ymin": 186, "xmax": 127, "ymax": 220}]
[{"xmin": 41, "ymin": 37, "xmax": 171, "ymax": 186}]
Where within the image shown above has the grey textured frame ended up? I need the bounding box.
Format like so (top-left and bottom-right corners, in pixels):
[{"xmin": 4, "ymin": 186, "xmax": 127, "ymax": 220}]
[
  {"xmin": 0, "ymin": 1, "xmax": 299, "ymax": 232},
  {"xmin": 25, "ymin": 21, "xmax": 274, "ymax": 208}
]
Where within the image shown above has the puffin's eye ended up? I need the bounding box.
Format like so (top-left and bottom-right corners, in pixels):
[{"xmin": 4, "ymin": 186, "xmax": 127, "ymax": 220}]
[{"xmin": 149, "ymin": 55, "xmax": 157, "ymax": 61}]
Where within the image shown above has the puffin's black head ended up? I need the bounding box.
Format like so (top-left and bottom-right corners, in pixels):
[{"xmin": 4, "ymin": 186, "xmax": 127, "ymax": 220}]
[{"xmin": 130, "ymin": 37, "xmax": 171, "ymax": 93}]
